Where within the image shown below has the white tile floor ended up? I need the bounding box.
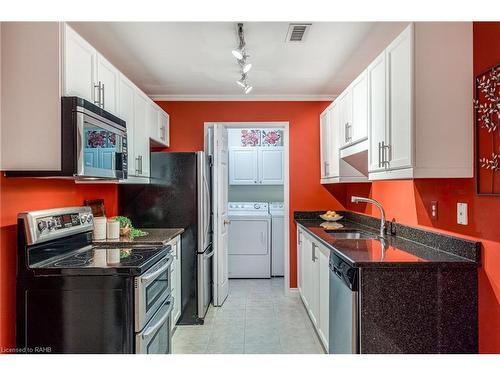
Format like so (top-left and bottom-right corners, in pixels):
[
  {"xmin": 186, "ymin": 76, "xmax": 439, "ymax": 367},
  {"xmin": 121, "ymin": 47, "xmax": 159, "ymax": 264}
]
[{"xmin": 172, "ymin": 278, "xmax": 326, "ymax": 354}]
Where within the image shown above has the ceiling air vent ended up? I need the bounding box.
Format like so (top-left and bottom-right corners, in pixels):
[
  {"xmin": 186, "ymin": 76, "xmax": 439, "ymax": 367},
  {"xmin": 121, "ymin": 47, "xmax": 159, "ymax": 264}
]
[{"xmin": 286, "ymin": 23, "xmax": 311, "ymax": 43}]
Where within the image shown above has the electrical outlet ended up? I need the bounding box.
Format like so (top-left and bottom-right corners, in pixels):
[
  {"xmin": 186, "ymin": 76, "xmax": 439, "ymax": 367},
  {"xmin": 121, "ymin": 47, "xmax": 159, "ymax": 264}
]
[
  {"xmin": 431, "ymin": 201, "xmax": 438, "ymax": 219},
  {"xmin": 457, "ymin": 203, "xmax": 468, "ymax": 225}
]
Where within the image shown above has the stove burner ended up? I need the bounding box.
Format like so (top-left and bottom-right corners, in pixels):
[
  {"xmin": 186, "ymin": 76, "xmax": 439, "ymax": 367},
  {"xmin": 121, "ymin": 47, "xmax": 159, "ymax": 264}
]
[
  {"xmin": 53, "ymin": 258, "xmax": 89, "ymax": 267},
  {"xmin": 120, "ymin": 254, "xmax": 144, "ymax": 264},
  {"xmin": 74, "ymin": 252, "xmax": 94, "ymax": 260}
]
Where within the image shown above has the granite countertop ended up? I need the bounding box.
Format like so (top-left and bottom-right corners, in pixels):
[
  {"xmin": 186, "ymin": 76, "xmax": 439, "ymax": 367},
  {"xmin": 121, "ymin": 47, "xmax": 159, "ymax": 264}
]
[
  {"xmin": 295, "ymin": 211, "xmax": 480, "ymax": 268},
  {"xmin": 93, "ymin": 228, "xmax": 184, "ymax": 247}
]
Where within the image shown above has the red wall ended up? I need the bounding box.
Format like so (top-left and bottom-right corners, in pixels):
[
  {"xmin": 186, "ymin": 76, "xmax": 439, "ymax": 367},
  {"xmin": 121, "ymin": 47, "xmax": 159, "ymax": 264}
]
[
  {"xmin": 343, "ymin": 23, "xmax": 500, "ymax": 353},
  {"xmin": 155, "ymin": 99, "xmax": 347, "ymax": 285},
  {"xmin": 0, "ymin": 176, "xmax": 118, "ymax": 349}
]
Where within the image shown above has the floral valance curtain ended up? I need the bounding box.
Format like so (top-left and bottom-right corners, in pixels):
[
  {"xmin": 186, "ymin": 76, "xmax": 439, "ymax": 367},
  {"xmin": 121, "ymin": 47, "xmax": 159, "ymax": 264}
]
[{"xmin": 240, "ymin": 129, "xmax": 283, "ymax": 147}]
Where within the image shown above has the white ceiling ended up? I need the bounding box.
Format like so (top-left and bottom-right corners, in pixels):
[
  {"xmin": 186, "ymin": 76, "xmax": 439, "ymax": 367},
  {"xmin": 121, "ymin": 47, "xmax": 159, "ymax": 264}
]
[{"xmin": 70, "ymin": 22, "xmax": 408, "ymax": 100}]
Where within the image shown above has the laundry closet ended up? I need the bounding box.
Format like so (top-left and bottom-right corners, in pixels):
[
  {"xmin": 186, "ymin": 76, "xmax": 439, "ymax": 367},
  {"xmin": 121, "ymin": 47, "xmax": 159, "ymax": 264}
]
[{"xmin": 227, "ymin": 127, "xmax": 285, "ymax": 279}]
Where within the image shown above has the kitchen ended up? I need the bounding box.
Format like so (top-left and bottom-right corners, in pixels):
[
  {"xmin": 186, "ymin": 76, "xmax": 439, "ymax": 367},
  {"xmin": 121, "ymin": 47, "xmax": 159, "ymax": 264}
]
[{"xmin": 1, "ymin": 2, "xmax": 500, "ymax": 370}]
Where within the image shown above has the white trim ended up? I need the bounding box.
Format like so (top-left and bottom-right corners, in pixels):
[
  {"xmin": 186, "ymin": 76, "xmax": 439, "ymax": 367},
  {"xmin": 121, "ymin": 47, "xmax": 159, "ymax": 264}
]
[
  {"xmin": 204, "ymin": 121, "xmax": 292, "ymax": 296},
  {"xmin": 150, "ymin": 94, "xmax": 336, "ymax": 102}
]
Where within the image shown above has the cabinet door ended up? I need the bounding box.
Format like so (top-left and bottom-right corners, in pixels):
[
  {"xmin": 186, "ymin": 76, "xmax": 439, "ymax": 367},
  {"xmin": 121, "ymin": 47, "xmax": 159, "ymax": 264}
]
[
  {"xmin": 170, "ymin": 236, "xmax": 182, "ymax": 330},
  {"xmin": 308, "ymin": 242, "xmax": 320, "ymax": 328},
  {"xmin": 387, "ymin": 24, "xmax": 413, "ymax": 170},
  {"xmin": 351, "ymin": 70, "xmax": 368, "ymax": 143},
  {"xmin": 329, "ymin": 105, "xmax": 340, "ymax": 178},
  {"xmin": 158, "ymin": 111, "xmax": 170, "ymax": 147},
  {"xmin": 301, "ymin": 234, "xmax": 312, "ymax": 310},
  {"xmin": 259, "ymin": 147, "xmax": 284, "ymax": 185},
  {"xmin": 297, "ymin": 229, "xmax": 304, "ymax": 296},
  {"xmin": 320, "ymin": 109, "xmax": 331, "ymax": 179},
  {"xmin": 63, "ymin": 25, "xmax": 97, "ymax": 103},
  {"xmin": 96, "ymin": 55, "xmax": 120, "ymax": 115},
  {"xmin": 318, "ymin": 244, "xmax": 330, "ymax": 350},
  {"xmin": 118, "ymin": 75, "xmax": 136, "ymax": 177},
  {"xmin": 229, "ymin": 147, "xmax": 258, "ymax": 185},
  {"xmin": 337, "ymin": 89, "xmax": 352, "ymax": 148},
  {"xmin": 367, "ymin": 51, "xmax": 388, "ymax": 172},
  {"xmin": 133, "ymin": 92, "xmax": 150, "ymax": 178}
]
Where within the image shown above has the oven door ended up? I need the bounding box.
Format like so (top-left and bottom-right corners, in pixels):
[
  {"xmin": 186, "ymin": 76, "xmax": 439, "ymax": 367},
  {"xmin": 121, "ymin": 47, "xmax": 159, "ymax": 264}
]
[
  {"xmin": 76, "ymin": 109, "xmax": 127, "ymax": 179},
  {"xmin": 136, "ymin": 296, "xmax": 173, "ymax": 354},
  {"xmin": 135, "ymin": 255, "xmax": 173, "ymax": 332}
]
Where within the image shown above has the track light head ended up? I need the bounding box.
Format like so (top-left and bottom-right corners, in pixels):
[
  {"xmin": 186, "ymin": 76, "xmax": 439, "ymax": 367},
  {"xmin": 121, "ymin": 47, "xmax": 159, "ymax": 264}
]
[{"xmin": 244, "ymin": 85, "xmax": 253, "ymax": 94}]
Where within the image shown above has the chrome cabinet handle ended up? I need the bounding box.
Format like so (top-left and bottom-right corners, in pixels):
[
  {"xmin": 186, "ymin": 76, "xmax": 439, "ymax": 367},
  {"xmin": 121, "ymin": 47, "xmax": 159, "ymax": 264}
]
[
  {"xmin": 94, "ymin": 82, "xmax": 101, "ymax": 106},
  {"xmin": 139, "ymin": 155, "xmax": 143, "ymax": 175},
  {"xmin": 160, "ymin": 126, "xmax": 165, "ymax": 140},
  {"xmin": 312, "ymin": 243, "xmax": 318, "ymax": 262},
  {"xmin": 298, "ymin": 232, "xmax": 302, "ymax": 245},
  {"xmin": 378, "ymin": 142, "xmax": 382, "ymax": 168},
  {"xmin": 345, "ymin": 123, "xmax": 348, "ymax": 143},
  {"xmin": 100, "ymin": 83, "xmax": 105, "ymax": 108},
  {"xmin": 223, "ymin": 219, "xmax": 231, "ymax": 225}
]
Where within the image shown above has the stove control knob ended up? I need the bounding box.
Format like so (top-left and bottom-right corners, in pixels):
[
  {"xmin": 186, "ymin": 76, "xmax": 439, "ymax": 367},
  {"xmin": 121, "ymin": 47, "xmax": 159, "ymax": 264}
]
[
  {"xmin": 47, "ymin": 220, "xmax": 56, "ymax": 230},
  {"xmin": 37, "ymin": 221, "xmax": 47, "ymax": 232},
  {"xmin": 87, "ymin": 215, "xmax": 93, "ymax": 223},
  {"xmin": 254, "ymin": 204, "xmax": 260, "ymax": 209},
  {"xmin": 80, "ymin": 215, "xmax": 87, "ymax": 224}
]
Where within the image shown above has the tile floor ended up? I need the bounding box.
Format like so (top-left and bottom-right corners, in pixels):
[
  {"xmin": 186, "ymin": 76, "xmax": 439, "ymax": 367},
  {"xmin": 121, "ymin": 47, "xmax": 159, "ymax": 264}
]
[{"xmin": 172, "ymin": 278, "xmax": 326, "ymax": 354}]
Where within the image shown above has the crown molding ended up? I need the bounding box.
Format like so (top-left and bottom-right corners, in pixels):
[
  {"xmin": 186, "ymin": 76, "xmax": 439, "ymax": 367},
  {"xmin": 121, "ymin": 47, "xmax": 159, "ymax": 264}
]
[{"xmin": 149, "ymin": 94, "xmax": 336, "ymax": 102}]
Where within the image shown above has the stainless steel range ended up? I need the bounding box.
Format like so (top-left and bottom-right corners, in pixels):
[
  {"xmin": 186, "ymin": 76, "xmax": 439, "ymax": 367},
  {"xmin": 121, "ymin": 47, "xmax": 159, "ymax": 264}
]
[{"xmin": 16, "ymin": 206, "xmax": 173, "ymax": 354}]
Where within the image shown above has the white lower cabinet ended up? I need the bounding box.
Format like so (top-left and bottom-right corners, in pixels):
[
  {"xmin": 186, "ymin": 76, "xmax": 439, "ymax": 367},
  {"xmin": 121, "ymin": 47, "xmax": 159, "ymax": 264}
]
[
  {"xmin": 170, "ymin": 235, "xmax": 182, "ymax": 332},
  {"xmin": 297, "ymin": 227, "xmax": 330, "ymax": 351}
]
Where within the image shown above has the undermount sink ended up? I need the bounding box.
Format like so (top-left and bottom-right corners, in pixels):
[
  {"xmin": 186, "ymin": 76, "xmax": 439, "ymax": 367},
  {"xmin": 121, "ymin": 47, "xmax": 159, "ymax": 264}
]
[{"xmin": 326, "ymin": 230, "xmax": 378, "ymax": 240}]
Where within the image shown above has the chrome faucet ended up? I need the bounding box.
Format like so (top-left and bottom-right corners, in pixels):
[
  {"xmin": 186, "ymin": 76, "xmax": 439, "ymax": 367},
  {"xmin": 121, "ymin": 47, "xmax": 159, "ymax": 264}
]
[{"xmin": 351, "ymin": 196, "xmax": 387, "ymax": 237}]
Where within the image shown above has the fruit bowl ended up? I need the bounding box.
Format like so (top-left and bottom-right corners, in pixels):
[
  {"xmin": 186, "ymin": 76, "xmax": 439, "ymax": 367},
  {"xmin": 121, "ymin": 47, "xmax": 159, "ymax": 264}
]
[{"xmin": 319, "ymin": 214, "xmax": 343, "ymax": 222}]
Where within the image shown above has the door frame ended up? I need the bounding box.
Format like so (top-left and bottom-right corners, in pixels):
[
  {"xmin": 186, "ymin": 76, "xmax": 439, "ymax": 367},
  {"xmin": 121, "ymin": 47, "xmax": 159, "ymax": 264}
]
[{"xmin": 204, "ymin": 121, "xmax": 292, "ymax": 295}]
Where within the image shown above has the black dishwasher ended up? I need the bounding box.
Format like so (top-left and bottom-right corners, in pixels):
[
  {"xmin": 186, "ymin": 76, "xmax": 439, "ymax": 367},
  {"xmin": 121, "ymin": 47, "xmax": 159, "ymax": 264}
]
[{"xmin": 329, "ymin": 252, "xmax": 359, "ymax": 354}]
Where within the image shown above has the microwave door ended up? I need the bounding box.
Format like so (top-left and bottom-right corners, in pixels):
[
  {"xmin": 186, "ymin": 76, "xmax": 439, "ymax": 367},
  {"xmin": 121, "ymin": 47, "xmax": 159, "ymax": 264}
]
[{"xmin": 77, "ymin": 111, "xmax": 126, "ymax": 179}]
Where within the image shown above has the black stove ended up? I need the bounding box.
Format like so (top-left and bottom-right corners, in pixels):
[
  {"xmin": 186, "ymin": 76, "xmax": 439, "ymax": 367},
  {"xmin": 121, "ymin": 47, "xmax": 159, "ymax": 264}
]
[
  {"xmin": 16, "ymin": 206, "xmax": 173, "ymax": 354},
  {"xmin": 31, "ymin": 244, "xmax": 169, "ymax": 276}
]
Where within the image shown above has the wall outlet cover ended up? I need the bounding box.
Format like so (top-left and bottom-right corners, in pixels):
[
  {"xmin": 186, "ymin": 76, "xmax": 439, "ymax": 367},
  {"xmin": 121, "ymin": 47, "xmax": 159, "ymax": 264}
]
[{"xmin": 457, "ymin": 202, "xmax": 468, "ymax": 225}]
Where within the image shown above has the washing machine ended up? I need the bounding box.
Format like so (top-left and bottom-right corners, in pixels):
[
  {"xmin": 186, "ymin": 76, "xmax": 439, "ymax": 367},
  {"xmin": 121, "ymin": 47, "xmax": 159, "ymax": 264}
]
[
  {"xmin": 228, "ymin": 202, "xmax": 271, "ymax": 278},
  {"xmin": 269, "ymin": 202, "xmax": 285, "ymax": 276}
]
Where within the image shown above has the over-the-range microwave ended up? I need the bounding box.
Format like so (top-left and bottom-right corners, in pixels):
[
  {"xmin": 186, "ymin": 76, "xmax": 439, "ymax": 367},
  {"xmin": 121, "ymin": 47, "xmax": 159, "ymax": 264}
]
[{"xmin": 6, "ymin": 97, "xmax": 128, "ymax": 180}]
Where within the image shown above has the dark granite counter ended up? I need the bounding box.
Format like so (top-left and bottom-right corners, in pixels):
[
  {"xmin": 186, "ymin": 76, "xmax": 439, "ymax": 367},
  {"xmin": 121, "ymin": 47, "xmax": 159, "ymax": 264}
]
[
  {"xmin": 295, "ymin": 210, "xmax": 480, "ymax": 353},
  {"xmin": 93, "ymin": 228, "xmax": 184, "ymax": 247},
  {"xmin": 295, "ymin": 211, "xmax": 480, "ymax": 268}
]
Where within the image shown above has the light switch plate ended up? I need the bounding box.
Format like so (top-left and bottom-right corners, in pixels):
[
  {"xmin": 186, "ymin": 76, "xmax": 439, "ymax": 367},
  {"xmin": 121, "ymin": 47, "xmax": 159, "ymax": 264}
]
[{"xmin": 457, "ymin": 203, "xmax": 468, "ymax": 225}]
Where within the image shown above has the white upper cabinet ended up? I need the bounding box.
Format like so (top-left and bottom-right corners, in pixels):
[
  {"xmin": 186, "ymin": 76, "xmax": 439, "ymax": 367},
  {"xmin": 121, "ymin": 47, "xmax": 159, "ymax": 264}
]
[
  {"xmin": 337, "ymin": 89, "xmax": 352, "ymax": 148},
  {"xmin": 320, "ymin": 107, "xmax": 334, "ymax": 180},
  {"xmin": 320, "ymin": 102, "xmax": 368, "ymax": 184},
  {"xmin": 367, "ymin": 51, "xmax": 387, "ymax": 173},
  {"xmin": 229, "ymin": 148, "xmax": 259, "ymax": 185},
  {"xmin": 157, "ymin": 111, "xmax": 170, "ymax": 147},
  {"xmin": 368, "ymin": 23, "xmax": 473, "ymax": 180},
  {"xmin": 350, "ymin": 70, "xmax": 369, "ymax": 143},
  {"xmin": 96, "ymin": 54, "xmax": 120, "ymax": 115},
  {"xmin": 259, "ymin": 147, "xmax": 284, "ymax": 184},
  {"xmin": 1, "ymin": 22, "xmax": 171, "ymax": 176},
  {"xmin": 385, "ymin": 25, "xmax": 413, "ymax": 171},
  {"xmin": 118, "ymin": 74, "xmax": 136, "ymax": 177},
  {"xmin": 150, "ymin": 104, "xmax": 170, "ymax": 147},
  {"xmin": 229, "ymin": 146, "xmax": 284, "ymax": 185},
  {"xmin": 133, "ymin": 92, "xmax": 151, "ymax": 178},
  {"xmin": 62, "ymin": 25, "xmax": 97, "ymax": 103}
]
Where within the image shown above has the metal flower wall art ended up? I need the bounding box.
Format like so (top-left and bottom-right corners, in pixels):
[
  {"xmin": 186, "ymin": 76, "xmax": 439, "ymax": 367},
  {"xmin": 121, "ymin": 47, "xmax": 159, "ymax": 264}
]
[{"xmin": 475, "ymin": 64, "xmax": 500, "ymax": 194}]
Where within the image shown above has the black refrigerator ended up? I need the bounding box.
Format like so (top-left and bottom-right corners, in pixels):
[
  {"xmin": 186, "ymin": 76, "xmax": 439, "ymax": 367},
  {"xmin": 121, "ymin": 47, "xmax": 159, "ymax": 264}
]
[{"xmin": 119, "ymin": 151, "xmax": 213, "ymax": 324}]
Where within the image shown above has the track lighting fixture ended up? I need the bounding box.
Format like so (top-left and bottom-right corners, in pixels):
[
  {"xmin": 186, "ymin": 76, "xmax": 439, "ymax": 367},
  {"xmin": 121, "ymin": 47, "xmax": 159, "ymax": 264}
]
[{"xmin": 232, "ymin": 23, "xmax": 253, "ymax": 94}]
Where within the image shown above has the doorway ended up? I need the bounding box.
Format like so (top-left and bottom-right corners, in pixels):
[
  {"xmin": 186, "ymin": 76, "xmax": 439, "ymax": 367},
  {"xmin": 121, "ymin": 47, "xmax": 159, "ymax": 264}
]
[{"xmin": 205, "ymin": 122, "xmax": 291, "ymax": 306}]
